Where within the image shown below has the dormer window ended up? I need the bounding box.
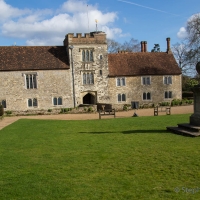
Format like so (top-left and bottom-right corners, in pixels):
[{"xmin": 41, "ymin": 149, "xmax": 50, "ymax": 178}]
[{"xmin": 82, "ymin": 49, "xmax": 93, "ymax": 62}]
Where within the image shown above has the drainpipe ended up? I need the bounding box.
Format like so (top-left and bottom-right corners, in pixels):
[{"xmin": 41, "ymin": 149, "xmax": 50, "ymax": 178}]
[{"xmin": 69, "ymin": 45, "xmax": 76, "ymax": 108}]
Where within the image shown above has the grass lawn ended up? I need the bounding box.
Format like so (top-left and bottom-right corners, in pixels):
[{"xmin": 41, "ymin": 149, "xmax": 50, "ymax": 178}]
[{"xmin": 0, "ymin": 114, "xmax": 200, "ymax": 200}]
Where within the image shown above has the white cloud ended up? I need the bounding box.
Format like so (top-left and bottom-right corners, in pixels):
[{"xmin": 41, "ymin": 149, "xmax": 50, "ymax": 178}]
[
  {"xmin": 60, "ymin": 0, "xmax": 97, "ymax": 13},
  {"xmin": 0, "ymin": 0, "xmax": 124, "ymax": 45},
  {"xmin": 177, "ymin": 13, "xmax": 200, "ymax": 40},
  {"xmin": 177, "ymin": 27, "xmax": 187, "ymax": 39},
  {"xmin": 0, "ymin": 0, "xmax": 31, "ymax": 21}
]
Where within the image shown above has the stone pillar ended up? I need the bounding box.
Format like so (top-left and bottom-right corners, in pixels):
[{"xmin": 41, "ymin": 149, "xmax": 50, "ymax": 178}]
[{"xmin": 190, "ymin": 62, "xmax": 200, "ymax": 126}]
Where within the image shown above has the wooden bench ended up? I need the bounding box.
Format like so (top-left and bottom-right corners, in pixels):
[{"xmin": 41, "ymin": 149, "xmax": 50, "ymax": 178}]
[
  {"xmin": 99, "ymin": 109, "xmax": 116, "ymax": 119},
  {"xmin": 154, "ymin": 106, "xmax": 171, "ymax": 116}
]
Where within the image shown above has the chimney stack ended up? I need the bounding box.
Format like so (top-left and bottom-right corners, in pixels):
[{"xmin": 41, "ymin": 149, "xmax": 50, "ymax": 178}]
[
  {"xmin": 141, "ymin": 41, "xmax": 144, "ymax": 52},
  {"xmin": 144, "ymin": 41, "xmax": 147, "ymax": 52},
  {"xmin": 166, "ymin": 38, "xmax": 172, "ymax": 54}
]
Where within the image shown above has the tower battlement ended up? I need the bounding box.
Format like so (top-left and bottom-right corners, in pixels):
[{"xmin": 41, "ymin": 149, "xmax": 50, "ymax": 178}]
[{"xmin": 63, "ymin": 31, "xmax": 107, "ymax": 46}]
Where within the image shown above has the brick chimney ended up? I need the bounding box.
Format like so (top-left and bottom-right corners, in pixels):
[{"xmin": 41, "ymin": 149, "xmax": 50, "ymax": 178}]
[
  {"xmin": 166, "ymin": 38, "xmax": 172, "ymax": 54},
  {"xmin": 144, "ymin": 41, "xmax": 147, "ymax": 52},
  {"xmin": 141, "ymin": 41, "xmax": 144, "ymax": 52}
]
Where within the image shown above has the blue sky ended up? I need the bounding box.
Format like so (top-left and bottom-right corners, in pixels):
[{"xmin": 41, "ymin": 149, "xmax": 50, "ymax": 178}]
[{"xmin": 0, "ymin": 0, "xmax": 199, "ymax": 51}]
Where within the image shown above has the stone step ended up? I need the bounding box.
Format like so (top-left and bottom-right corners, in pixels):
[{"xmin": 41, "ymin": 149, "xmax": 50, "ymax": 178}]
[
  {"xmin": 166, "ymin": 126, "xmax": 200, "ymax": 137},
  {"xmin": 178, "ymin": 123, "xmax": 200, "ymax": 132}
]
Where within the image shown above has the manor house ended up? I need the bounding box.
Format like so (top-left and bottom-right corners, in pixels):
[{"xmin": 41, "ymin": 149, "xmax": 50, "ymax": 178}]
[{"xmin": 0, "ymin": 31, "xmax": 182, "ymax": 113}]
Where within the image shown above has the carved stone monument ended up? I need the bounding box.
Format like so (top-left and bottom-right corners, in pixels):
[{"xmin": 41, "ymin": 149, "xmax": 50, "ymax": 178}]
[
  {"xmin": 167, "ymin": 62, "xmax": 200, "ymax": 136},
  {"xmin": 190, "ymin": 62, "xmax": 200, "ymax": 126}
]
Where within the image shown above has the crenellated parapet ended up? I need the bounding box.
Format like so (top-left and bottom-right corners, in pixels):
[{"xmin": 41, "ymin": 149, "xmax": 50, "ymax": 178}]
[{"xmin": 63, "ymin": 31, "xmax": 107, "ymax": 46}]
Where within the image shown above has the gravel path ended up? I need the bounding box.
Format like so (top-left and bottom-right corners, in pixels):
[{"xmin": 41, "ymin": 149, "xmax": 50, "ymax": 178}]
[{"xmin": 0, "ymin": 105, "xmax": 193, "ymax": 130}]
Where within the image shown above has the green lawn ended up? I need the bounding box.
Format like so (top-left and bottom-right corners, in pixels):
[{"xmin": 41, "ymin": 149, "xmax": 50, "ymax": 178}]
[{"xmin": 0, "ymin": 114, "xmax": 200, "ymax": 200}]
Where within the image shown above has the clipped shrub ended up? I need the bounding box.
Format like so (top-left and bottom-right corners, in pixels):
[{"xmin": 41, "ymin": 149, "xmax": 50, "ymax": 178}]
[
  {"xmin": 5, "ymin": 110, "xmax": 12, "ymax": 115},
  {"xmin": 188, "ymin": 100, "xmax": 193, "ymax": 104},
  {"xmin": 60, "ymin": 108, "xmax": 65, "ymax": 113},
  {"xmin": 47, "ymin": 109, "xmax": 52, "ymax": 112},
  {"xmin": 123, "ymin": 105, "xmax": 128, "ymax": 111},
  {"xmin": 88, "ymin": 107, "xmax": 93, "ymax": 112},
  {"xmin": 64, "ymin": 108, "xmax": 69, "ymax": 113}
]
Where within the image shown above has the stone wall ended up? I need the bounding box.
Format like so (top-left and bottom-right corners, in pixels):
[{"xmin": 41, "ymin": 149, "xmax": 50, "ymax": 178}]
[
  {"xmin": 0, "ymin": 70, "xmax": 73, "ymax": 111},
  {"xmin": 108, "ymin": 75, "xmax": 182, "ymax": 110}
]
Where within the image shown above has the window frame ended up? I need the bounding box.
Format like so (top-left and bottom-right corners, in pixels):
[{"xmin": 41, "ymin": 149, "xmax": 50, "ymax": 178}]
[
  {"xmin": 82, "ymin": 49, "xmax": 94, "ymax": 62},
  {"xmin": 142, "ymin": 76, "xmax": 151, "ymax": 85},
  {"xmin": 117, "ymin": 93, "xmax": 126, "ymax": 102},
  {"xmin": 53, "ymin": 97, "xmax": 63, "ymax": 106},
  {"xmin": 116, "ymin": 77, "xmax": 126, "ymax": 87},
  {"xmin": 164, "ymin": 91, "xmax": 172, "ymax": 99},
  {"xmin": 28, "ymin": 98, "xmax": 38, "ymax": 108},
  {"xmin": 143, "ymin": 92, "xmax": 151, "ymax": 100},
  {"xmin": 25, "ymin": 73, "xmax": 37, "ymax": 89},
  {"xmin": 82, "ymin": 72, "xmax": 94, "ymax": 85},
  {"xmin": 164, "ymin": 76, "xmax": 172, "ymax": 85}
]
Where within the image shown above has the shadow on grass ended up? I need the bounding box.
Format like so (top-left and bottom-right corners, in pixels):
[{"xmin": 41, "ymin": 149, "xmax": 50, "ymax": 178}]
[
  {"xmin": 122, "ymin": 130, "xmax": 169, "ymax": 134},
  {"xmin": 79, "ymin": 130, "xmax": 169, "ymax": 134}
]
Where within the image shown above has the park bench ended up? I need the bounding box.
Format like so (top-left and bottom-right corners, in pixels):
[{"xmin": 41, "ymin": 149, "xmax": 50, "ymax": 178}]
[
  {"xmin": 98, "ymin": 108, "xmax": 116, "ymax": 119},
  {"xmin": 97, "ymin": 103, "xmax": 116, "ymax": 119},
  {"xmin": 154, "ymin": 105, "xmax": 171, "ymax": 116}
]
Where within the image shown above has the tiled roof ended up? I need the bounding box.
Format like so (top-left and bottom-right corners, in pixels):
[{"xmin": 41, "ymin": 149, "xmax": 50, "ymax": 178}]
[
  {"xmin": 108, "ymin": 52, "xmax": 181, "ymax": 76},
  {"xmin": 0, "ymin": 46, "xmax": 69, "ymax": 71}
]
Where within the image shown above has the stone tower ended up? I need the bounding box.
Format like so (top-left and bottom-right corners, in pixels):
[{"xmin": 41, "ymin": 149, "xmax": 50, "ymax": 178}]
[{"xmin": 63, "ymin": 32, "xmax": 110, "ymax": 107}]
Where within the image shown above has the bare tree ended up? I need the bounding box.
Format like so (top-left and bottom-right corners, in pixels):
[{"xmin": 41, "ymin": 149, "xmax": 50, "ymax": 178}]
[
  {"xmin": 186, "ymin": 13, "xmax": 200, "ymax": 67},
  {"xmin": 107, "ymin": 38, "xmax": 140, "ymax": 53},
  {"xmin": 107, "ymin": 39, "xmax": 121, "ymax": 53},
  {"xmin": 186, "ymin": 13, "xmax": 200, "ymax": 46},
  {"xmin": 171, "ymin": 42, "xmax": 195, "ymax": 75},
  {"xmin": 121, "ymin": 38, "xmax": 140, "ymax": 52}
]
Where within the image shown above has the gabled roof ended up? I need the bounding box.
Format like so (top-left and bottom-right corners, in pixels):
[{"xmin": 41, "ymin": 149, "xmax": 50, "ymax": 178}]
[
  {"xmin": 108, "ymin": 52, "xmax": 181, "ymax": 77},
  {"xmin": 0, "ymin": 46, "xmax": 69, "ymax": 71}
]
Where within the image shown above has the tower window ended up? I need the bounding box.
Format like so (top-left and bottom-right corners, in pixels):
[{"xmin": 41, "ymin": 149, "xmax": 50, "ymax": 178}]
[
  {"xmin": 82, "ymin": 50, "xmax": 93, "ymax": 62},
  {"xmin": 83, "ymin": 72, "xmax": 94, "ymax": 85}
]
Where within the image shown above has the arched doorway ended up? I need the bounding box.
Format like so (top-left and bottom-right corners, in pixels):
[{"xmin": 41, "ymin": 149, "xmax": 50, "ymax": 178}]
[{"xmin": 83, "ymin": 93, "xmax": 95, "ymax": 104}]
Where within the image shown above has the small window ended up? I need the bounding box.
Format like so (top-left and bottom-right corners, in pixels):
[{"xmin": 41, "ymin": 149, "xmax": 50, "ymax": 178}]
[
  {"xmin": 117, "ymin": 78, "xmax": 121, "ymax": 86},
  {"xmin": 118, "ymin": 94, "xmax": 126, "ymax": 102},
  {"xmin": 100, "ymin": 55, "xmax": 103, "ymax": 59},
  {"xmin": 164, "ymin": 76, "xmax": 172, "ymax": 84},
  {"xmin": 143, "ymin": 92, "xmax": 151, "ymax": 100},
  {"xmin": 1, "ymin": 100, "xmax": 6, "ymax": 108},
  {"xmin": 118, "ymin": 94, "xmax": 121, "ymax": 102},
  {"xmin": 142, "ymin": 77, "xmax": 151, "ymax": 85},
  {"xmin": 122, "ymin": 94, "xmax": 126, "ymax": 101},
  {"xmin": 99, "ymin": 70, "xmax": 102, "ymax": 76},
  {"xmin": 28, "ymin": 98, "xmax": 38, "ymax": 107},
  {"xmin": 116, "ymin": 77, "xmax": 126, "ymax": 86},
  {"xmin": 58, "ymin": 97, "xmax": 62, "ymax": 105},
  {"xmin": 121, "ymin": 78, "xmax": 125, "ymax": 86},
  {"xmin": 25, "ymin": 74, "xmax": 37, "ymax": 89},
  {"xmin": 165, "ymin": 91, "xmax": 172, "ymax": 99},
  {"xmin": 53, "ymin": 97, "xmax": 62, "ymax": 106}
]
